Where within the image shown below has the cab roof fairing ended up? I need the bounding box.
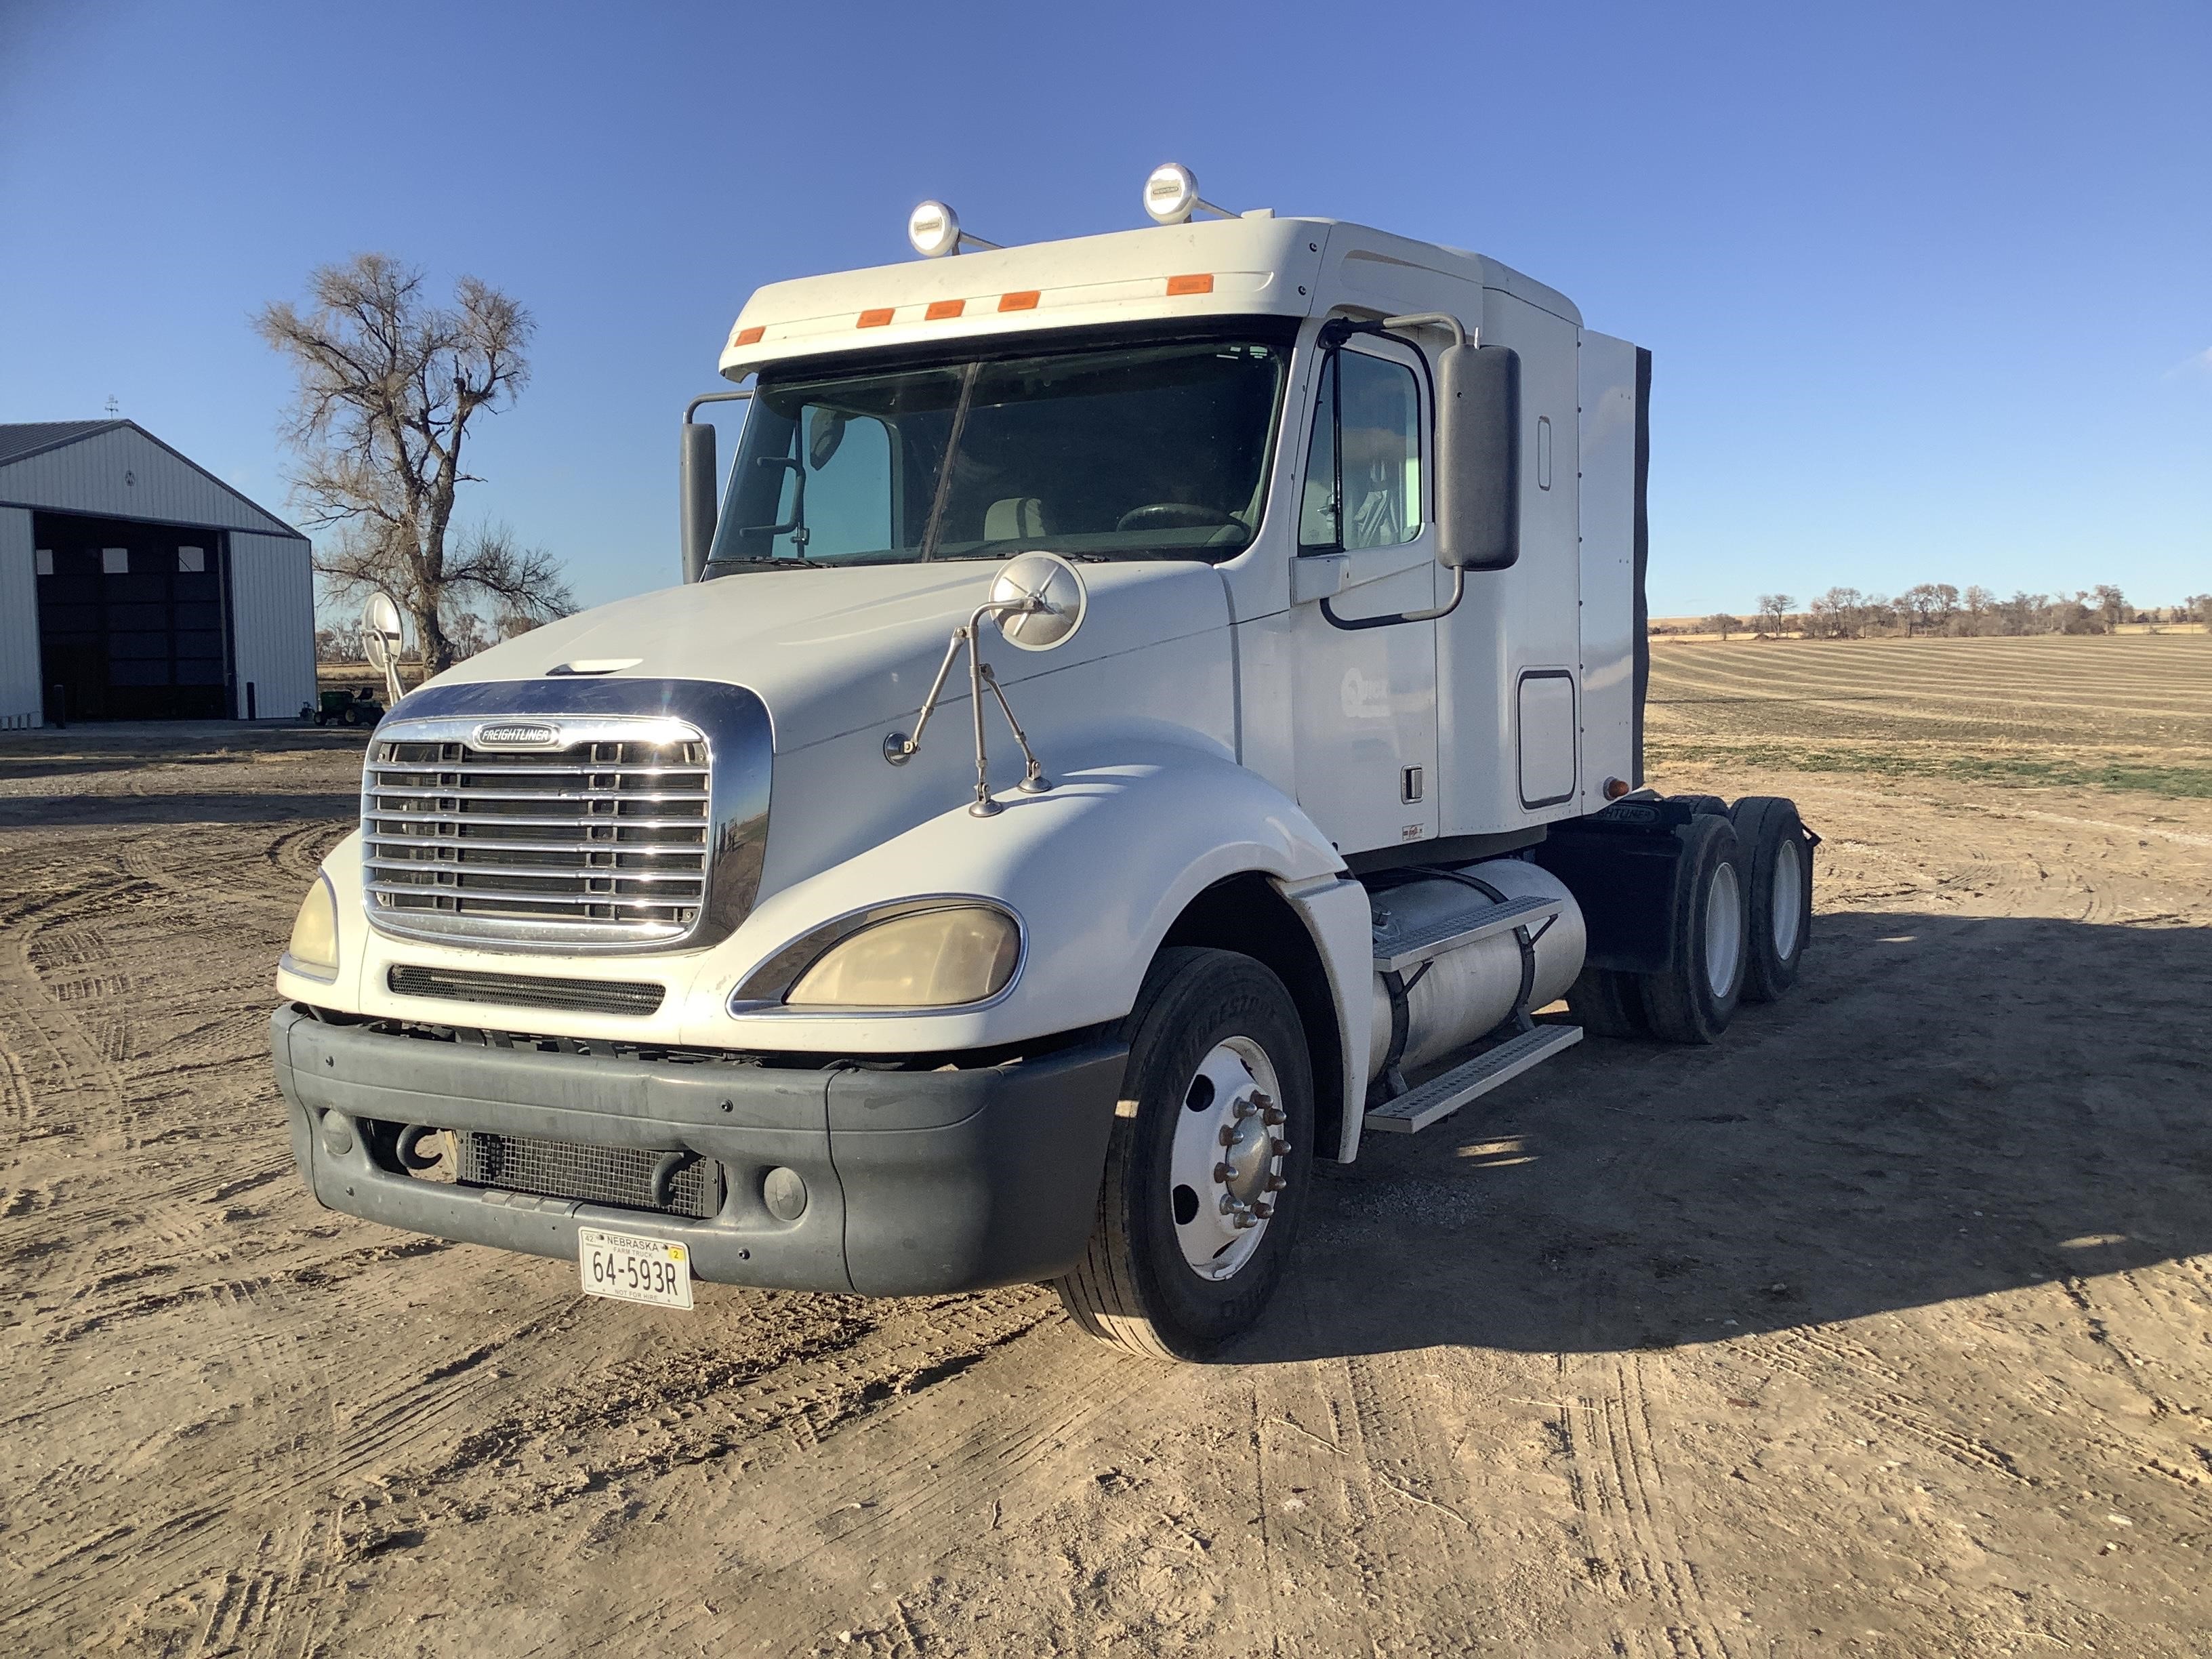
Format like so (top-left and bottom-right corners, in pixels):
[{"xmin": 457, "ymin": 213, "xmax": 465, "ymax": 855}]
[{"xmin": 714, "ymin": 217, "xmax": 1580, "ymax": 380}]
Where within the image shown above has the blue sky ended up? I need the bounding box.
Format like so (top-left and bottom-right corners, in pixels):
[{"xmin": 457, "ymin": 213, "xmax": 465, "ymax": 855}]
[{"xmin": 2, "ymin": 0, "xmax": 2205, "ymax": 616}]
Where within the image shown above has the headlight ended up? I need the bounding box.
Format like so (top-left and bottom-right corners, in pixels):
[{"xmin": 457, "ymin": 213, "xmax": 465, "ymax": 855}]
[
  {"xmin": 283, "ymin": 874, "xmax": 340, "ymax": 981},
  {"xmin": 783, "ymin": 905, "xmax": 1020, "ymax": 1008}
]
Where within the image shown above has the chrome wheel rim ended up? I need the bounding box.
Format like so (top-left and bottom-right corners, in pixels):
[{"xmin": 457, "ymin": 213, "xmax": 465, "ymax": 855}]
[
  {"xmin": 1168, "ymin": 1036, "xmax": 1286, "ymax": 1281},
  {"xmin": 1771, "ymin": 838, "xmax": 1804, "ymax": 960},
  {"xmin": 1705, "ymin": 861, "xmax": 1744, "ymax": 999}
]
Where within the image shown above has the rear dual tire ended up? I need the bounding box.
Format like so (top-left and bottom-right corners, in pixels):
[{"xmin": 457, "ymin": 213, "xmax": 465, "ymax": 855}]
[
  {"xmin": 1729, "ymin": 796, "xmax": 1814, "ymax": 1002},
  {"xmin": 1638, "ymin": 813, "xmax": 1746, "ymax": 1044},
  {"xmin": 1568, "ymin": 796, "xmax": 1815, "ymax": 1042},
  {"xmin": 1568, "ymin": 813, "xmax": 1748, "ymax": 1045}
]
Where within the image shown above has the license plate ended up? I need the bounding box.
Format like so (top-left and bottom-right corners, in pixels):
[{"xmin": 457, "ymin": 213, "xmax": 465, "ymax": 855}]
[{"xmin": 578, "ymin": 1227, "xmax": 693, "ymax": 1310}]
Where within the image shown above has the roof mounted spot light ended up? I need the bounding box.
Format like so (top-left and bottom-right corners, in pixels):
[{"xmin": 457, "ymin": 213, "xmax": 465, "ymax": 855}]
[
  {"xmin": 907, "ymin": 200, "xmax": 1003, "ymax": 258},
  {"xmin": 1143, "ymin": 162, "xmax": 1238, "ymax": 226}
]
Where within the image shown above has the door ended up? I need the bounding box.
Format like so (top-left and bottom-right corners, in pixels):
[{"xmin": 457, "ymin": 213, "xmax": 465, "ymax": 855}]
[
  {"xmin": 1288, "ymin": 336, "xmax": 1441, "ymax": 856},
  {"xmin": 33, "ymin": 513, "xmax": 230, "ymax": 721}
]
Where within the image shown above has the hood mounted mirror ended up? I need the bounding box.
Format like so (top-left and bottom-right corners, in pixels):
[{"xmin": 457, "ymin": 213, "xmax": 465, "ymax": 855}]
[{"xmin": 883, "ymin": 552, "xmax": 1088, "ymax": 815}]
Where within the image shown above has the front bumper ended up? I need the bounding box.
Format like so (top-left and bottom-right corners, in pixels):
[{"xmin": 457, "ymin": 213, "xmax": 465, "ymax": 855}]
[{"xmin": 269, "ymin": 1006, "xmax": 1126, "ymax": 1296}]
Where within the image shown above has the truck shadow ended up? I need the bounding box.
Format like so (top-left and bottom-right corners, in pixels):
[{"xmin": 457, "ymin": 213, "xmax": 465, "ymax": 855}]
[{"xmin": 1235, "ymin": 909, "xmax": 2212, "ymax": 1364}]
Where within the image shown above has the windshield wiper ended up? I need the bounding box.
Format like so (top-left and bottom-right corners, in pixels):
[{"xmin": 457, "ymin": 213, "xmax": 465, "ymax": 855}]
[
  {"xmin": 708, "ymin": 554, "xmax": 834, "ymax": 572},
  {"xmin": 916, "ymin": 361, "xmax": 981, "ymax": 562}
]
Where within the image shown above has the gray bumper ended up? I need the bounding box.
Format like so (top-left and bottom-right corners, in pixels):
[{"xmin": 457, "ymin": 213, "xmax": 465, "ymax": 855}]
[{"xmin": 270, "ymin": 1006, "xmax": 1126, "ymax": 1296}]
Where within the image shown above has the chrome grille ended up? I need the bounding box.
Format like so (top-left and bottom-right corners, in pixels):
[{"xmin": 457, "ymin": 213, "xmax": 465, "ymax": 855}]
[{"xmin": 364, "ymin": 720, "xmax": 712, "ymax": 948}]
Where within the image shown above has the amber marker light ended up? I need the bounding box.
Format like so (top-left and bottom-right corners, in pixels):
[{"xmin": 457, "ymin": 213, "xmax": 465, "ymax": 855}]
[
  {"xmin": 925, "ymin": 299, "xmax": 965, "ymax": 320},
  {"xmin": 857, "ymin": 308, "xmax": 895, "ymax": 329},
  {"xmin": 1166, "ymin": 273, "xmax": 1214, "ymax": 295},
  {"xmin": 998, "ymin": 290, "xmax": 1040, "ymax": 312},
  {"xmin": 733, "ymin": 325, "xmax": 764, "ymax": 346},
  {"xmin": 1604, "ymin": 777, "xmax": 1633, "ymax": 800}
]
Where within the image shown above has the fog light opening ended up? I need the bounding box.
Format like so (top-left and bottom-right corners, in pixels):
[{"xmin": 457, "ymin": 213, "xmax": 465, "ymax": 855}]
[{"xmin": 762, "ymin": 1166, "xmax": 808, "ymax": 1222}]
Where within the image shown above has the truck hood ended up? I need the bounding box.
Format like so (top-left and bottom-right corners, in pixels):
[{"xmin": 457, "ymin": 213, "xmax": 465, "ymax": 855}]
[{"xmin": 427, "ymin": 560, "xmax": 1231, "ymax": 753}]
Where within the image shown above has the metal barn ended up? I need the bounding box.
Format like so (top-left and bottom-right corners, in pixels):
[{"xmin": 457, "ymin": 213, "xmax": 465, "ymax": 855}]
[{"xmin": 0, "ymin": 422, "xmax": 315, "ymax": 729}]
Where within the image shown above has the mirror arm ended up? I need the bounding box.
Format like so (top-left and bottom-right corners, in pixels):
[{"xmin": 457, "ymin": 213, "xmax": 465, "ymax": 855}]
[
  {"xmin": 680, "ymin": 388, "xmax": 753, "ymax": 583},
  {"xmin": 685, "ymin": 388, "xmax": 754, "ymax": 422},
  {"xmin": 1318, "ymin": 566, "xmax": 1465, "ymax": 632},
  {"xmin": 1380, "ymin": 311, "xmax": 1469, "ymax": 350}
]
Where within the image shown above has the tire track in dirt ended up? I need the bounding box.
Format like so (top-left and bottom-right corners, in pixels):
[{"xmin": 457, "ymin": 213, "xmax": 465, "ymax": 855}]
[
  {"xmin": 1, "ymin": 1290, "xmax": 573, "ymax": 1638},
  {"xmin": 1555, "ymin": 1356, "xmax": 1740, "ymax": 1658},
  {"xmin": 1240, "ymin": 1349, "xmax": 1502, "ymax": 1656}
]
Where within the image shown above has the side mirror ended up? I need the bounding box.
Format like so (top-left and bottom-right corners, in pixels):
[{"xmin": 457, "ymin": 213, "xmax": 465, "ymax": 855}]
[
  {"xmin": 680, "ymin": 389, "xmax": 756, "ymax": 582},
  {"xmin": 680, "ymin": 420, "xmax": 717, "ymax": 583},
  {"xmin": 1433, "ymin": 343, "xmax": 1520, "ymax": 571}
]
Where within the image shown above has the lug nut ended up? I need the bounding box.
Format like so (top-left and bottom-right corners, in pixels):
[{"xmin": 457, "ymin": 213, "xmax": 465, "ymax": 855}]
[
  {"xmin": 1213, "ymin": 1162, "xmax": 1237, "ymax": 1184},
  {"xmin": 1233, "ymin": 1097, "xmax": 1260, "ymax": 1120},
  {"xmin": 1218, "ymin": 1124, "xmax": 1237, "ymax": 1147},
  {"xmin": 1220, "ymin": 1193, "xmax": 1239, "ymax": 1215},
  {"xmin": 1261, "ymin": 1105, "xmax": 1286, "ymax": 1126},
  {"xmin": 1267, "ymin": 1174, "xmax": 1288, "ymax": 1192},
  {"xmin": 1270, "ymin": 1138, "xmax": 1290, "ymax": 1158},
  {"xmin": 1252, "ymin": 1200, "xmax": 1275, "ymax": 1220},
  {"xmin": 1233, "ymin": 1210, "xmax": 1258, "ymax": 1230}
]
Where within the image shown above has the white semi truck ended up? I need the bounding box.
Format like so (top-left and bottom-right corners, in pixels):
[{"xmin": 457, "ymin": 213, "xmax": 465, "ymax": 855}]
[{"xmin": 271, "ymin": 167, "xmax": 1814, "ymax": 1360}]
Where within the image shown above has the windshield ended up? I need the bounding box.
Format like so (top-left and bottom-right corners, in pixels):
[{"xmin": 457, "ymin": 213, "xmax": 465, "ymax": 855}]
[{"xmin": 705, "ymin": 333, "xmax": 1290, "ymax": 570}]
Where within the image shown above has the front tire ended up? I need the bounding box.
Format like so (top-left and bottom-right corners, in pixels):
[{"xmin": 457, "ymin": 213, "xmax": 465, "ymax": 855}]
[{"xmin": 1056, "ymin": 947, "xmax": 1315, "ymax": 1361}]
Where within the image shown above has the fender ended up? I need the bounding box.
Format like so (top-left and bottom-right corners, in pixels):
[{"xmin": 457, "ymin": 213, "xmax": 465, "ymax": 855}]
[
  {"xmin": 1268, "ymin": 870, "xmax": 1376, "ymax": 1163},
  {"xmin": 701, "ymin": 741, "xmax": 1351, "ymax": 1054}
]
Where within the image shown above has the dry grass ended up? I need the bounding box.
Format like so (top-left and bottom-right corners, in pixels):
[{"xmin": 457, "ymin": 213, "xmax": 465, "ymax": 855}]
[{"xmin": 1646, "ymin": 633, "xmax": 2212, "ymax": 797}]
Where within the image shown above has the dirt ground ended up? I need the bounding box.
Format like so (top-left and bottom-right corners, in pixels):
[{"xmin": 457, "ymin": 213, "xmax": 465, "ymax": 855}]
[{"xmin": 5, "ymin": 708, "xmax": 2212, "ymax": 1656}]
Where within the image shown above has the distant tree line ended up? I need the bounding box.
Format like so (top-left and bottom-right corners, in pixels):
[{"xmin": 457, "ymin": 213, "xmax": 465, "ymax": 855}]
[{"xmin": 1706, "ymin": 586, "xmax": 2212, "ymax": 641}]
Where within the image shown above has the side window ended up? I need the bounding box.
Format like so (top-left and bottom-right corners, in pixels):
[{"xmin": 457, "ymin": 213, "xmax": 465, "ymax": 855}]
[
  {"xmin": 1297, "ymin": 355, "xmax": 1338, "ymax": 548},
  {"xmin": 1298, "ymin": 347, "xmax": 1422, "ymax": 553}
]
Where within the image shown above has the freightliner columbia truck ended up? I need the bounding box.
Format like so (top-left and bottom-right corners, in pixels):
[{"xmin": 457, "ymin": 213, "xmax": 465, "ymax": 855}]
[{"xmin": 270, "ymin": 165, "xmax": 1814, "ymax": 1361}]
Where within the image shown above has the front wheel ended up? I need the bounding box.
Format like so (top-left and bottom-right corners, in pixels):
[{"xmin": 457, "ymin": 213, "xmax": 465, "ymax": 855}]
[{"xmin": 1056, "ymin": 947, "xmax": 1315, "ymax": 1361}]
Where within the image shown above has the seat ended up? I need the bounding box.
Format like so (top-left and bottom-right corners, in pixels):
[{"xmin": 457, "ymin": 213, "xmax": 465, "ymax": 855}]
[{"xmin": 983, "ymin": 497, "xmax": 1050, "ymax": 542}]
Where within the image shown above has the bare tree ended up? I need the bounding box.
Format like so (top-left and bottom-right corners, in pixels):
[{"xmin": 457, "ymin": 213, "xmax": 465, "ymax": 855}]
[
  {"xmin": 1961, "ymin": 584, "xmax": 1996, "ymax": 635},
  {"xmin": 1756, "ymin": 593, "xmax": 1794, "ymax": 636},
  {"xmin": 256, "ymin": 254, "xmax": 571, "ymax": 673},
  {"xmin": 1899, "ymin": 583, "xmax": 1940, "ymax": 635},
  {"xmin": 1702, "ymin": 613, "xmax": 1742, "ymax": 640}
]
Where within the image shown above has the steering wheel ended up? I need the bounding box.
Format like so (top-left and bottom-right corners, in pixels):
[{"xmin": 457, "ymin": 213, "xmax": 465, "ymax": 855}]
[{"xmin": 1113, "ymin": 502, "xmax": 1240, "ymax": 533}]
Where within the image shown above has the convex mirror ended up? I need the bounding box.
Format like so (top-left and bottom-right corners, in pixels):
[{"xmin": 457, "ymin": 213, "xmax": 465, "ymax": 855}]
[
  {"xmin": 990, "ymin": 552, "xmax": 1086, "ymax": 651},
  {"xmin": 361, "ymin": 592, "xmax": 403, "ymax": 668}
]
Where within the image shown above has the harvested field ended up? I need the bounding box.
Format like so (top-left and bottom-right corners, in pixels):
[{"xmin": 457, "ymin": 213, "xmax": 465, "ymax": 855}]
[
  {"xmin": 1649, "ymin": 633, "xmax": 2212, "ymax": 796},
  {"xmin": 4, "ymin": 670, "xmax": 2212, "ymax": 1656}
]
